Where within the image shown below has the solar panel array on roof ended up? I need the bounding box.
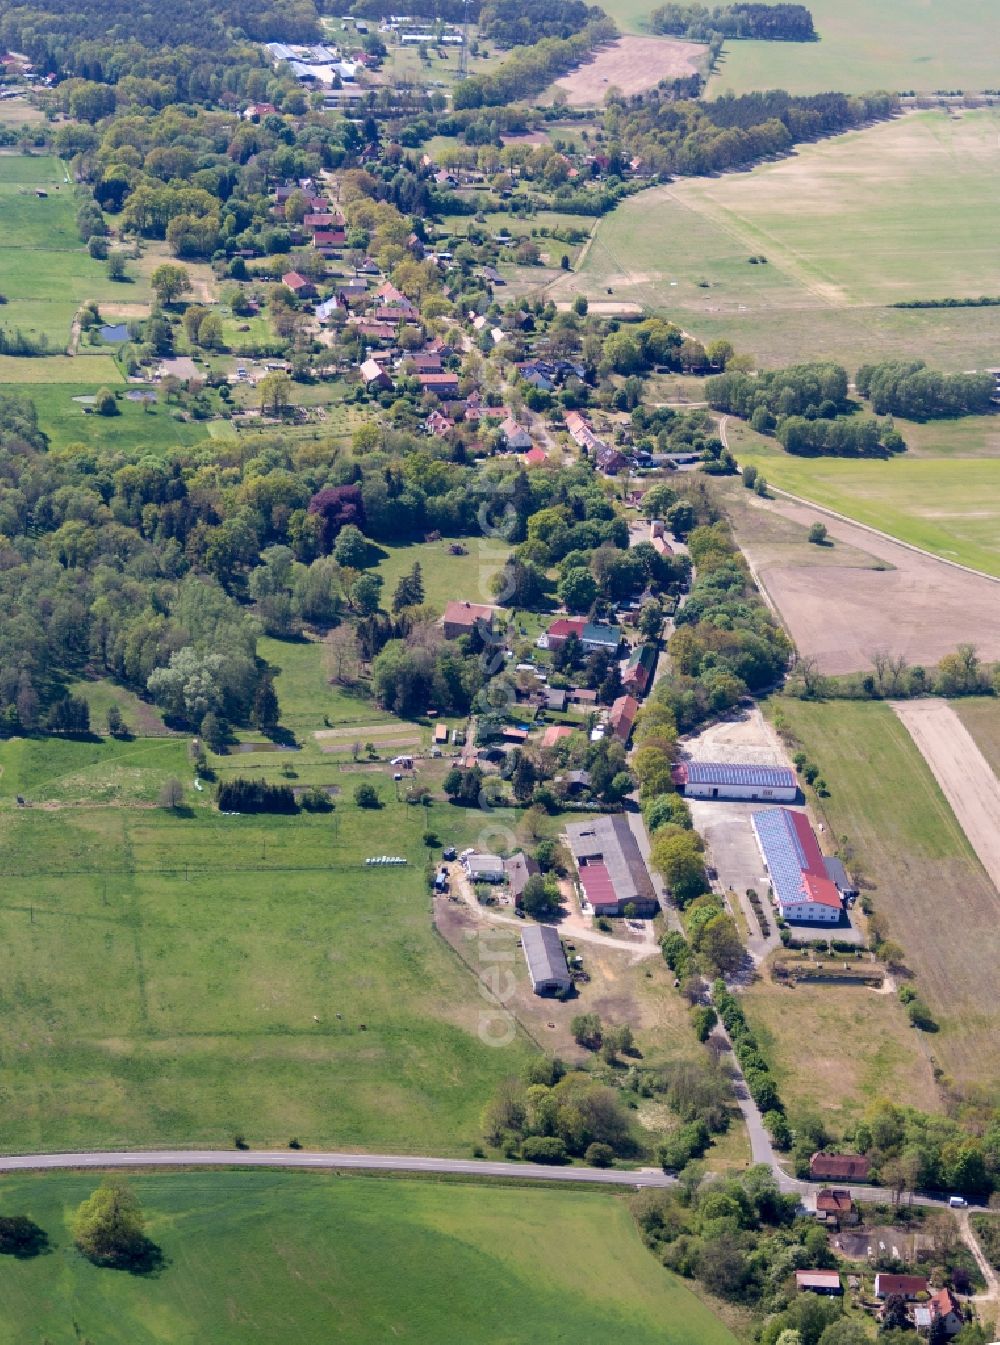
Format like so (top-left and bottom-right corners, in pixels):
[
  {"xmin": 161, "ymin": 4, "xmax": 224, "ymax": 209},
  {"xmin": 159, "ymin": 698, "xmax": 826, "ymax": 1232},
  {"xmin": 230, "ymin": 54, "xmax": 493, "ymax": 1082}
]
[
  {"xmin": 686, "ymin": 761, "xmax": 795, "ymax": 788},
  {"xmin": 752, "ymin": 809, "xmax": 842, "ymax": 914}
]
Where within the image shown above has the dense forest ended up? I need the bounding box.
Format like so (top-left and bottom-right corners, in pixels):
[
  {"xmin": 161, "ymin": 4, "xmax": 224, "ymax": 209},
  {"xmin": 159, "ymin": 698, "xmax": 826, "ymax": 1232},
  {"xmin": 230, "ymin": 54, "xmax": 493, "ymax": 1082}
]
[{"xmin": 650, "ymin": 2, "xmax": 817, "ymax": 42}]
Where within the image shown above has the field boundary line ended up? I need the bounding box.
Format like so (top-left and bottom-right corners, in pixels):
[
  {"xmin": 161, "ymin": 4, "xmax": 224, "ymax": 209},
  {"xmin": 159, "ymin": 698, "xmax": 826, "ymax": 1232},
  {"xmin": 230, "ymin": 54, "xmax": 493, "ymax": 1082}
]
[{"xmin": 763, "ymin": 486, "xmax": 1000, "ymax": 584}]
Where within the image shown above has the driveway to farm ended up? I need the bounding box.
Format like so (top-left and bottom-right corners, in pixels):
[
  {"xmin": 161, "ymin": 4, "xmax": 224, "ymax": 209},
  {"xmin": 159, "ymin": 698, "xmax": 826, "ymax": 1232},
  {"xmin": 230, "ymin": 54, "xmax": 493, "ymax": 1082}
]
[
  {"xmin": 891, "ymin": 699, "xmax": 1000, "ymax": 896},
  {"xmin": 0, "ymin": 1149, "xmax": 674, "ymax": 1187}
]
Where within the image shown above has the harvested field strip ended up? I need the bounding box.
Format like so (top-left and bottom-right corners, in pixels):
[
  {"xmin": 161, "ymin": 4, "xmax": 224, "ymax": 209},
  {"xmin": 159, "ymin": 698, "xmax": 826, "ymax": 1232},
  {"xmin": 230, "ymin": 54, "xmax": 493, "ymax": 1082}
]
[
  {"xmin": 891, "ymin": 700, "xmax": 1000, "ymax": 896},
  {"xmin": 772, "ymin": 699, "xmax": 1000, "ymax": 1094}
]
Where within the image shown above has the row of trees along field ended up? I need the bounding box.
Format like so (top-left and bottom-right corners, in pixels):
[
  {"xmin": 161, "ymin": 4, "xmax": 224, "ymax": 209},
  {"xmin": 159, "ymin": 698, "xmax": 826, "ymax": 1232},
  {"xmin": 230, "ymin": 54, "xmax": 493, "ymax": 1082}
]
[
  {"xmin": 650, "ymin": 2, "xmax": 817, "ymax": 41},
  {"xmin": 706, "ymin": 363, "xmax": 906, "ymax": 456},
  {"xmin": 604, "ymin": 87, "xmax": 898, "ymax": 177},
  {"xmin": 477, "ymin": 0, "xmax": 607, "ymax": 46}
]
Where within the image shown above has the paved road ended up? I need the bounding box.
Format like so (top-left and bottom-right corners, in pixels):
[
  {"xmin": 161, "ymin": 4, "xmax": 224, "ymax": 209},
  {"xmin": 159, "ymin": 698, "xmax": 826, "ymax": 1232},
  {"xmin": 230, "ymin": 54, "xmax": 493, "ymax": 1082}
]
[{"xmin": 0, "ymin": 1149, "xmax": 677, "ymax": 1188}]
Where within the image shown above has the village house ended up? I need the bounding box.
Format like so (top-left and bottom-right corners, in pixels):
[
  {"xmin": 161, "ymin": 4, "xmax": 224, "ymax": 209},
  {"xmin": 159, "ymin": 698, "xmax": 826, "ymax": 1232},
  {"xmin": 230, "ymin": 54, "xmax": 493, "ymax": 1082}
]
[
  {"xmin": 359, "ymin": 357, "xmax": 392, "ymax": 391},
  {"xmin": 926, "ymin": 1287, "xmax": 964, "ymax": 1335},
  {"xmin": 442, "ymin": 600, "xmax": 493, "ymax": 640},
  {"xmin": 814, "ymin": 1189, "xmax": 859, "ymax": 1226},
  {"xmin": 419, "ymin": 372, "xmax": 460, "ymax": 398},
  {"xmin": 622, "ymin": 644, "xmax": 656, "ymax": 695},
  {"xmin": 809, "ymin": 1152, "xmax": 872, "ymax": 1181},
  {"xmin": 464, "ymin": 853, "xmax": 505, "ymax": 884},
  {"xmin": 281, "ymin": 271, "xmax": 317, "ymax": 299},
  {"xmin": 523, "ymin": 445, "xmax": 548, "ymax": 467},
  {"xmin": 500, "ymin": 416, "xmax": 532, "ymax": 451},
  {"xmin": 544, "ymin": 617, "xmax": 585, "ymax": 650},
  {"xmin": 608, "ymin": 694, "xmax": 639, "ymax": 745},
  {"xmin": 424, "ymin": 409, "xmax": 454, "ymax": 437},
  {"xmin": 540, "ymin": 725, "xmax": 575, "ymax": 749},
  {"xmin": 504, "ymin": 851, "xmax": 539, "ymax": 909}
]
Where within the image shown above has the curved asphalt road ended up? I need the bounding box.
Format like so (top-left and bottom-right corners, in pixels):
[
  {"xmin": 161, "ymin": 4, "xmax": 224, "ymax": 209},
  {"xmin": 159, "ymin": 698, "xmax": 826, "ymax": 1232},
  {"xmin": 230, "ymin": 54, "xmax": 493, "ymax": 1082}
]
[{"xmin": 0, "ymin": 1149, "xmax": 676, "ymax": 1188}]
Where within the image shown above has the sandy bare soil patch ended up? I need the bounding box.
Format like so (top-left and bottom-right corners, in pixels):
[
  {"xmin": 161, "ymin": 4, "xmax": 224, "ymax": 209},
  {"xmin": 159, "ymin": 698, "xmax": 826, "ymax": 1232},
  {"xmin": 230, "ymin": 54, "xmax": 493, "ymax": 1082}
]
[
  {"xmin": 891, "ymin": 700, "xmax": 1000, "ymax": 896},
  {"xmin": 314, "ymin": 724, "xmax": 416, "ymax": 740},
  {"xmin": 737, "ymin": 494, "xmax": 1000, "ymax": 675},
  {"xmin": 555, "ymin": 300, "xmax": 643, "ymax": 315},
  {"xmin": 553, "ymin": 35, "xmax": 706, "ymax": 105}
]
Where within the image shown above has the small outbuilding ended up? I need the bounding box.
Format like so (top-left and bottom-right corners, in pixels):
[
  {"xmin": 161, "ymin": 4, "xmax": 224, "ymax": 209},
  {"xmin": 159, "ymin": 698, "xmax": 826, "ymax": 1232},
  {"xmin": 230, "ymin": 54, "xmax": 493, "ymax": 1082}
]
[
  {"xmin": 796, "ymin": 1270, "xmax": 842, "ymax": 1296},
  {"xmin": 521, "ymin": 923, "xmax": 571, "ymax": 996}
]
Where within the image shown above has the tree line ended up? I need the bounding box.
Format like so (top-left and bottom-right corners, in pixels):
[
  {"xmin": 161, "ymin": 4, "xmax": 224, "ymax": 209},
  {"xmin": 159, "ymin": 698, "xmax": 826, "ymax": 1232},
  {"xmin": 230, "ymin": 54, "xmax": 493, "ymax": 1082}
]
[
  {"xmin": 602, "ymin": 86, "xmax": 898, "ymax": 178},
  {"xmin": 650, "ymin": 2, "xmax": 817, "ymax": 42},
  {"xmin": 856, "ymin": 359, "xmax": 996, "ymax": 420}
]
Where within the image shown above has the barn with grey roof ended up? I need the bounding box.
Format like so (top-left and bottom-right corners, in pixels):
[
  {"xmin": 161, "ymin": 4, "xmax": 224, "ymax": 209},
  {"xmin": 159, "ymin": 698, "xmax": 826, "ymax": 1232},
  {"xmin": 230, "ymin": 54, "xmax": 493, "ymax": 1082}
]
[
  {"xmin": 521, "ymin": 924, "xmax": 571, "ymax": 996},
  {"xmin": 675, "ymin": 760, "xmax": 797, "ymax": 802}
]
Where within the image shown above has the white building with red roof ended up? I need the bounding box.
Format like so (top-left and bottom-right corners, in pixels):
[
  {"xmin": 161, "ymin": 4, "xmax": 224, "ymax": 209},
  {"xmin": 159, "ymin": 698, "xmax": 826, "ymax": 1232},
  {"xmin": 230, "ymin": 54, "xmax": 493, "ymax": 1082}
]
[{"xmin": 751, "ymin": 807, "xmax": 844, "ymax": 923}]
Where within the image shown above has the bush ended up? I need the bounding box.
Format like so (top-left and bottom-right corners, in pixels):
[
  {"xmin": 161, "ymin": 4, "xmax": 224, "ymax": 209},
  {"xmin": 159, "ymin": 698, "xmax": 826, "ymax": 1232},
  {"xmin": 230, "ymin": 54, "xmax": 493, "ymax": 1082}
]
[
  {"xmin": 521, "ymin": 1136, "xmax": 568, "ymax": 1164},
  {"xmin": 354, "ymin": 783, "xmax": 381, "ymax": 809},
  {"xmin": 299, "ymin": 786, "xmax": 334, "ymax": 812},
  {"xmin": 217, "ymin": 778, "xmax": 297, "ymax": 814},
  {"xmin": 585, "ymin": 1142, "xmax": 615, "ymax": 1168}
]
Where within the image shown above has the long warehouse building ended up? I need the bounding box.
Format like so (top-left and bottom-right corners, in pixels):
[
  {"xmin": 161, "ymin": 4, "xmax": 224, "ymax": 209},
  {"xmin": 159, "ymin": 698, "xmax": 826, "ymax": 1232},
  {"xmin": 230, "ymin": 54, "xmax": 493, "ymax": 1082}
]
[
  {"xmin": 751, "ymin": 807, "xmax": 844, "ymax": 924},
  {"xmin": 676, "ymin": 760, "xmax": 798, "ymax": 802}
]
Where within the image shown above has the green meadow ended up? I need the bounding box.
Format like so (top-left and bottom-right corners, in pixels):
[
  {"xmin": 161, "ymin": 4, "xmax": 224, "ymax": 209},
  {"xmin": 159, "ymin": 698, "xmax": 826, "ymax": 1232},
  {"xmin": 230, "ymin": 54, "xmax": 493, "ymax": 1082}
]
[
  {"xmin": 0, "ymin": 1171, "xmax": 738, "ymax": 1345},
  {"xmin": 730, "ymin": 426, "xmax": 1000, "ymax": 577},
  {"xmin": 0, "ymin": 152, "xmax": 151, "ymax": 351},
  {"xmin": 564, "ymin": 110, "xmax": 1000, "ymax": 369},
  {"xmin": 707, "ymin": 0, "xmax": 1000, "ymax": 96},
  {"xmin": 31, "ymin": 384, "xmax": 213, "ymax": 453},
  {"xmin": 0, "ymin": 723, "xmax": 539, "ymax": 1154},
  {"xmin": 376, "ymin": 537, "xmax": 511, "ymax": 613}
]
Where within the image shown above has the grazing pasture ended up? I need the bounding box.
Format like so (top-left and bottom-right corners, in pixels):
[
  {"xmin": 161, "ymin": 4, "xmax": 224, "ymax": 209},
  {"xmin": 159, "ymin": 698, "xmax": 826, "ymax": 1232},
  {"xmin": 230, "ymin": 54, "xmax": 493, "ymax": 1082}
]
[
  {"xmin": 771, "ymin": 699, "xmax": 1000, "ymax": 1096},
  {"xmin": 0, "ymin": 745, "xmax": 538, "ymax": 1154},
  {"xmin": 707, "ymin": 0, "xmax": 1000, "ymax": 97},
  {"xmin": 27, "ymin": 383, "xmax": 211, "ymax": 453},
  {"xmin": 551, "ymin": 35, "xmax": 707, "ymax": 103},
  {"xmin": 0, "ymin": 153, "xmax": 152, "ymax": 351},
  {"xmin": 0, "ymin": 1171, "xmax": 739, "ymax": 1345},
  {"xmin": 558, "ymin": 110, "xmax": 1000, "ymax": 370}
]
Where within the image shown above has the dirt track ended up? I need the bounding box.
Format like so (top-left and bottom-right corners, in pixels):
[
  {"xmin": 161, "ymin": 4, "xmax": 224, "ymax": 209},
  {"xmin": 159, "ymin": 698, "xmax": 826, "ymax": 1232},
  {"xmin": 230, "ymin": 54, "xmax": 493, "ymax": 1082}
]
[
  {"xmin": 553, "ymin": 35, "xmax": 706, "ymax": 105},
  {"xmin": 741, "ymin": 494, "xmax": 1000, "ymax": 675},
  {"xmin": 892, "ymin": 699, "xmax": 1000, "ymax": 895}
]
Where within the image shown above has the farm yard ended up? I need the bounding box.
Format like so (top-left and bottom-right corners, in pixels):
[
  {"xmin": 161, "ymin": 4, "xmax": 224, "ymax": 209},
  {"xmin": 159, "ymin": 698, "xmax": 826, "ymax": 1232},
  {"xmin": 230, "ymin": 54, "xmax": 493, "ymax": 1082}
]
[
  {"xmin": 556, "ymin": 110, "xmax": 1000, "ymax": 370},
  {"xmin": 550, "ymin": 35, "xmax": 707, "ymax": 104},
  {"xmin": 0, "ymin": 1171, "xmax": 739, "ymax": 1345},
  {"xmin": 705, "ymin": 0, "xmax": 1000, "ymax": 97},
  {"xmin": 771, "ymin": 699, "xmax": 1000, "ymax": 1095}
]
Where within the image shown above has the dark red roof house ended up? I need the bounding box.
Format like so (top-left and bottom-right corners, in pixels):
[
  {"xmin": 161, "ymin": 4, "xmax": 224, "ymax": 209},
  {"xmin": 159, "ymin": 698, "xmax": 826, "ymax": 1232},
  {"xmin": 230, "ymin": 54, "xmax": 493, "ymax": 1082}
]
[
  {"xmin": 281, "ymin": 271, "xmax": 317, "ymax": 298},
  {"xmin": 874, "ymin": 1274, "xmax": 928, "ymax": 1300},
  {"xmin": 809, "ymin": 1153, "xmax": 871, "ymax": 1182},
  {"xmin": 546, "ymin": 617, "xmax": 586, "ymax": 650}
]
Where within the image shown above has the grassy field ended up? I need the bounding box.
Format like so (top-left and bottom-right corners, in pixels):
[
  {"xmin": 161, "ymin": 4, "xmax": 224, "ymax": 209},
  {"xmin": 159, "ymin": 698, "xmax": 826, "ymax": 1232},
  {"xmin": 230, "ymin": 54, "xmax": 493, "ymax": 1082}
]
[
  {"xmin": 706, "ymin": 0, "xmax": 1000, "ymax": 97},
  {"xmin": 375, "ymin": 537, "xmax": 510, "ymax": 613},
  {"xmin": 0, "ymin": 153, "xmax": 152, "ymax": 353},
  {"xmin": 771, "ymin": 699, "xmax": 1000, "ymax": 1097},
  {"xmin": 559, "ymin": 110, "xmax": 1000, "ymax": 369},
  {"xmin": 0, "ymin": 727, "xmax": 546, "ymax": 1153},
  {"xmin": 742, "ymin": 979, "xmax": 941, "ymax": 1129},
  {"xmin": 28, "ymin": 384, "xmax": 212, "ymax": 453},
  {"xmin": 730, "ymin": 427, "xmax": 1000, "ymax": 577},
  {"xmin": 0, "ymin": 1170, "xmax": 738, "ymax": 1345}
]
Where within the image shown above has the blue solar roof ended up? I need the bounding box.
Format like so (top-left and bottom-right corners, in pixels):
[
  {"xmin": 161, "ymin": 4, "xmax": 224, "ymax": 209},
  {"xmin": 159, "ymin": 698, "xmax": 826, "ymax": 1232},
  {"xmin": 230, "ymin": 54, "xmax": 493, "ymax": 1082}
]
[
  {"xmin": 752, "ymin": 808, "xmax": 807, "ymax": 910},
  {"xmin": 687, "ymin": 761, "xmax": 795, "ymax": 788}
]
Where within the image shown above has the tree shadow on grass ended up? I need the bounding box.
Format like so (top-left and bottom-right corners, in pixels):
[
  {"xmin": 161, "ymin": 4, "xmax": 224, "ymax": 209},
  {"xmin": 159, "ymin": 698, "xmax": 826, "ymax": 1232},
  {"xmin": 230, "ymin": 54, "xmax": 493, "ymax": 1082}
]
[
  {"xmin": 84, "ymin": 1238, "xmax": 168, "ymax": 1277},
  {"xmin": 0, "ymin": 1216, "xmax": 50, "ymax": 1259}
]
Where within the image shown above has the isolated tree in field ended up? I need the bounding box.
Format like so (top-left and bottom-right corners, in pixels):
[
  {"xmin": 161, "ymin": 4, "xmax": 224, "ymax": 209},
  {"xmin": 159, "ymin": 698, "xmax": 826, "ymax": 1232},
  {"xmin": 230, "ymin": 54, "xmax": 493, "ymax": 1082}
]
[
  {"xmin": 807, "ymin": 523, "xmax": 828, "ymax": 545},
  {"xmin": 325, "ymin": 625, "xmax": 361, "ymax": 686},
  {"xmin": 106, "ymin": 252, "xmax": 127, "ymax": 282},
  {"xmin": 151, "ymin": 263, "xmax": 191, "ymax": 306},
  {"xmin": 94, "ymin": 386, "xmax": 119, "ymax": 416},
  {"xmin": 354, "ymin": 782, "xmax": 380, "ymax": 809},
  {"xmin": 197, "ymin": 312, "xmax": 224, "ymax": 350},
  {"xmin": 0, "ymin": 1214, "xmax": 48, "ymax": 1257},
  {"xmin": 72, "ymin": 1179, "xmax": 146, "ymax": 1266},
  {"xmin": 158, "ymin": 777, "xmax": 183, "ymax": 810},
  {"xmin": 259, "ymin": 370, "xmax": 292, "ymax": 416},
  {"xmin": 106, "ymin": 702, "xmax": 124, "ymax": 737}
]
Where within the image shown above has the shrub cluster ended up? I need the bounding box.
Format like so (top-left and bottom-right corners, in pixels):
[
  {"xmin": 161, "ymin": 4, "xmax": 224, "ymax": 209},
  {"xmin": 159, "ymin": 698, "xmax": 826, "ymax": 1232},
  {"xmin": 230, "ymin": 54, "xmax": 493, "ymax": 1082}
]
[{"xmin": 217, "ymin": 778, "xmax": 297, "ymax": 814}]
